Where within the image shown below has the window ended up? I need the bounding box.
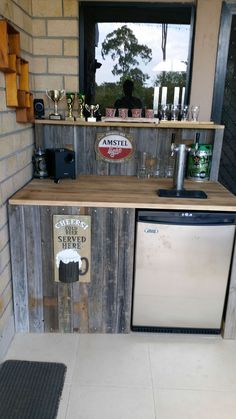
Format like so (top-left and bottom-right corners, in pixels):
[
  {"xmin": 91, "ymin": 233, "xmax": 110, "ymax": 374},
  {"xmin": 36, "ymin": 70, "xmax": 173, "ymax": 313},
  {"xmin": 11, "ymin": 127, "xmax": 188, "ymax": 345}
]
[{"xmin": 79, "ymin": 2, "xmax": 195, "ymax": 114}]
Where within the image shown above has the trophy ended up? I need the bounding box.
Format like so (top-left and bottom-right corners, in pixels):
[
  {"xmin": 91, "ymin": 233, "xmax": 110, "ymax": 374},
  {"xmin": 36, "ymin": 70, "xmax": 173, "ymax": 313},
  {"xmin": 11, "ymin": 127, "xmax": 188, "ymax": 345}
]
[
  {"xmin": 76, "ymin": 92, "xmax": 85, "ymax": 120},
  {"xmin": 85, "ymin": 104, "xmax": 99, "ymax": 122},
  {"xmin": 65, "ymin": 92, "xmax": 75, "ymax": 121},
  {"xmin": 46, "ymin": 89, "xmax": 65, "ymax": 120}
]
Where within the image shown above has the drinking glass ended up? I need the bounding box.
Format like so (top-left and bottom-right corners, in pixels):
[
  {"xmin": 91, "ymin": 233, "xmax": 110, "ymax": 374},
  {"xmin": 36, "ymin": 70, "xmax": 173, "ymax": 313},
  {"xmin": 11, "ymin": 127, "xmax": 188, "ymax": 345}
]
[
  {"xmin": 164, "ymin": 156, "xmax": 175, "ymax": 177},
  {"xmin": 171, "ymin": 105, "xmax": 180, "ymax": 121},
  {"xmin": 181, "ymin": 105, "xmax": 189, "ymax": 121},
  {"xmin": 191, "ymin": 105, "xmax": 200, "ymax": 121},
  {"xmin": 161, "ymin": 104, "xmax": 170, "ymax": 120},
  {"xmin": 137, "ymin": 151, "xmax": 149, "ymax": 178}
]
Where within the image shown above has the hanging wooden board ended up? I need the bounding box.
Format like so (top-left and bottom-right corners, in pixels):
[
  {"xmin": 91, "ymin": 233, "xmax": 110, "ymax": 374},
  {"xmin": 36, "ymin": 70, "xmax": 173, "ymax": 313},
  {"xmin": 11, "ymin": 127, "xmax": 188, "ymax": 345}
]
[{"xmin": 53, "ymin": 215, "xmax": 91, "ymax": 283}]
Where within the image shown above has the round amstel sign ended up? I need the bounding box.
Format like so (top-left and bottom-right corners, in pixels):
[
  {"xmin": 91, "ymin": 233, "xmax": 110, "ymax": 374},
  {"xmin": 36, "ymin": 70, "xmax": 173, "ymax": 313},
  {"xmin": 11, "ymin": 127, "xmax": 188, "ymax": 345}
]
[{"xmin": 95, "ymin": 131, "xmax": 134, "ymax": 162}]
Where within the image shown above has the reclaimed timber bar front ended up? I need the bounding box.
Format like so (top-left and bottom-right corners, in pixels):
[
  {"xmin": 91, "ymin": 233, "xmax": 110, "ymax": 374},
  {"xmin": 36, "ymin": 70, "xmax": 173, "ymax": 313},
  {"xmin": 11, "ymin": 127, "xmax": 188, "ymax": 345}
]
[
  {"xmin": 8, "ymin": 176, "xmax": 236, "ymax": 338},
  {"xmin": 8, "ymin": 120, "xmax": 236, "ymax": 337}
]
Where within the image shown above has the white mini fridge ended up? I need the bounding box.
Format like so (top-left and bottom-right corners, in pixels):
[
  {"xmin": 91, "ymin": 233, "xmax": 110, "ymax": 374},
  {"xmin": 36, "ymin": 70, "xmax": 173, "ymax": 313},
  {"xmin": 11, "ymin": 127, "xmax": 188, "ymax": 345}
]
[{"xmin": 132, "ymin": 210, "xmax": 236, "ymax": 334}]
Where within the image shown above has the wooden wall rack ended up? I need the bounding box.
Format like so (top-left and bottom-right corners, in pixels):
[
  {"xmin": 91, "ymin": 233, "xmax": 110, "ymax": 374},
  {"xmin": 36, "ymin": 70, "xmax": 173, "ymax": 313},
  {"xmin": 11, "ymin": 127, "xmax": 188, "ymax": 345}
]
[{"xmin": 0, "ymin": 19, "xmax": 34, "ymax": 123}]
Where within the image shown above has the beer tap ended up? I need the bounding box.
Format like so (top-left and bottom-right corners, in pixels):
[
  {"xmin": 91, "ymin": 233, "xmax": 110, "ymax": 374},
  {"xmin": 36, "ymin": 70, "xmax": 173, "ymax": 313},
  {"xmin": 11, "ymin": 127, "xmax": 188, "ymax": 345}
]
[{"xmin": 171, "ymin": 139, "xmax": 191, "ymax": 191}]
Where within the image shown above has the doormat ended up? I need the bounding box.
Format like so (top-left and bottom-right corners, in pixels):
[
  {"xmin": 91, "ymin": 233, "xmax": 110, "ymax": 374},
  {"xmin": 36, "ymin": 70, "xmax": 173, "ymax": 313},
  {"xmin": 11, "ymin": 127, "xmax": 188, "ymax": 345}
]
[{"xmin": 0, "ymin": 359, "xmax": 67, "ymax": 419}]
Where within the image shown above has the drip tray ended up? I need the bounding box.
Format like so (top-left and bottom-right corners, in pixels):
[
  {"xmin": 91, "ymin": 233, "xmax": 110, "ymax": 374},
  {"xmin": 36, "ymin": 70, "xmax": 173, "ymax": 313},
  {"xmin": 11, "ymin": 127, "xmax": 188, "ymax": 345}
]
[{"xmin": 157, "ymin": 189, "xmax": 207, "ymax": 199}]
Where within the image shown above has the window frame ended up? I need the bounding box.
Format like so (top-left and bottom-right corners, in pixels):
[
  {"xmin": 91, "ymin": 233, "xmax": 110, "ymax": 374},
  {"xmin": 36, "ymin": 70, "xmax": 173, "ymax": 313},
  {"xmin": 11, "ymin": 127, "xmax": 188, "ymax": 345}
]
[{"xmin": 79, "ymin": 1, "xmax": 196, "ymax": 105}]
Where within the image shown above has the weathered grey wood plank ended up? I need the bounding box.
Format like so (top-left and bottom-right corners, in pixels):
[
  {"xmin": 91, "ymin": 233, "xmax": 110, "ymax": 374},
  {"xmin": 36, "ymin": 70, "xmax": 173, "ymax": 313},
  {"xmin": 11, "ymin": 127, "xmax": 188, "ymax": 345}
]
[
  {"xmin": 116, "ymin": 208, "xmax": 135, "ymax": 332},
  {"xmin": 24, "ymin": 206, "xmax": 44, "ymax": 332},
  {"xmin": 58, "ymin": 283, "xmax": 73, "ymax": 333},
  {"xmin": 70, "ymin": 206, "xmax": 90, "ymax": 333},
  {"xmin": 85, "ymin": 207, "xmax": 104, "ymax": 332},
  {"xmin": 102, "ymin": 208, "xmax": 119, "ymax": 332},
  {"xmin": 40, "ymin": 206, "xmax": 59, "ymax": 332},
  {"xmin": 210, "ymin": 128, "xmax": 224, "ymax": 181},
  {"xmin": 8, "ymin": 205, "xmax": 29, "ymax": 332}
]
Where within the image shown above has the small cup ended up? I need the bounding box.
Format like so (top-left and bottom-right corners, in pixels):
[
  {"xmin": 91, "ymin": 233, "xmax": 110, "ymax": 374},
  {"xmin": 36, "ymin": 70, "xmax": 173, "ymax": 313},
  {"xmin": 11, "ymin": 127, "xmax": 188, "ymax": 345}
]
[
  {"xmin": 145, "ymin": 109, "xmax": 154, "ymax": 118},
  {"xmin": 118, "ymin": 108, "xmax": 128, "ymax": 119},
  {"xmin": 105, "ymin": 107, "xmax": 116, "ymax": 118},
  {"xmin": 191, "ymin": 105, "xmax": 200, "ymax": 122},
  {"xmin": 131, "ymin": 108, "xmax": 142, "ymax": 118}
]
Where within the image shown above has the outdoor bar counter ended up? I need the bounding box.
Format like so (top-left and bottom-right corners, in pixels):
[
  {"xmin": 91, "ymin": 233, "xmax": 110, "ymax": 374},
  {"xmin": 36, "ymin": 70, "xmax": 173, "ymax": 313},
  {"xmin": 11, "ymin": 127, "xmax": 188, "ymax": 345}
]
[{"xmin": 8, "ymin": 175, "xmax": 236, "ymax": 339}]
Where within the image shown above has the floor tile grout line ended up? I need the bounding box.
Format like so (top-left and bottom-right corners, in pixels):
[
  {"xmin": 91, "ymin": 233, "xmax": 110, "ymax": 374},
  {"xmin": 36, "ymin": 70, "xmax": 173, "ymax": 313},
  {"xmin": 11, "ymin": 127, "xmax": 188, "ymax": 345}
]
[
  {"xmin": 147, "ymin": 342, "xmax": 158, "ymax": 419},
  {"xmin": 63, "ymin": 335, "xmax": 80, "ymax": 419}
]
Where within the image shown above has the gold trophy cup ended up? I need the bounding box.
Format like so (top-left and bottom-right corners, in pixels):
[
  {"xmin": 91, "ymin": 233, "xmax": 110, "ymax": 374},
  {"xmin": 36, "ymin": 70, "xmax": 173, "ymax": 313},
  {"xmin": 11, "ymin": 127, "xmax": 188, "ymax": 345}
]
[
  {"xmin": 76, "ymin": 93, "xmax": 85, "ymax": 120},
  {"xmin": 46, "ymin": 89, "xmax": 65, "ymax": 120},
  {"xmin": 65, "ymin": 92, "xmax": 75, "ymax": 121}
]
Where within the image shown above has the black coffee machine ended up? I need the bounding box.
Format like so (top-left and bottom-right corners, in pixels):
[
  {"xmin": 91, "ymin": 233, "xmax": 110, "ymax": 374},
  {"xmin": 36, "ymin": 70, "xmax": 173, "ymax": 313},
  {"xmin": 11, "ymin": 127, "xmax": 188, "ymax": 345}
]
[{"xmin": 46, "ymin": 148, "xmax": 76, "ymax": 183}]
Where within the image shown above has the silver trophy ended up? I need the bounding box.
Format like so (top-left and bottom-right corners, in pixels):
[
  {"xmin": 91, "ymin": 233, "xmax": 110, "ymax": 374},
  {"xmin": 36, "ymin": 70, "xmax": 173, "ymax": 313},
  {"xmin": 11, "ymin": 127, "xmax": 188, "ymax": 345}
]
[
  {"xmin": 46, "ymin": 89, "xmax": 65, "ymax": 120},
  {"xmin": 85, "ymin": 104, "xmax": 99, "ymax": 121}
]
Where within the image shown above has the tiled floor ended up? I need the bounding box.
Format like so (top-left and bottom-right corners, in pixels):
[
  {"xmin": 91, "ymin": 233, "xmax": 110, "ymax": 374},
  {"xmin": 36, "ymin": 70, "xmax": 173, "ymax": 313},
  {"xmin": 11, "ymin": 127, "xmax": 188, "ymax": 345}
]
[{"xmin": 4, "ymin": 332, "xmax": 236, "ymax": 419}]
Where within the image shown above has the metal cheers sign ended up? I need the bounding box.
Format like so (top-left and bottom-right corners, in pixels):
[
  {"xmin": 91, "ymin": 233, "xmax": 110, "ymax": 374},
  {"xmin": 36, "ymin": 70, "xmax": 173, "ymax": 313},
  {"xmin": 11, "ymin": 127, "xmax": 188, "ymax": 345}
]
[
  {"xmin": 95, "ymin": 131, "xmax": 134, "ymax": 162},
  {"xmin": 53, "ymin": 215, "xmax": 91, "ymax": 283}
]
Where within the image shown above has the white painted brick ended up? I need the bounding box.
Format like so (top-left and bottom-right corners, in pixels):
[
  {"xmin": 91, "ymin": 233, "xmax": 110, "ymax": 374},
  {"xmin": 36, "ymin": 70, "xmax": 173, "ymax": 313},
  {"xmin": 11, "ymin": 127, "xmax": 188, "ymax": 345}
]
[
  {"xmin": 0, "ymin": 136, "xmax": 14, "ymax": 159},
  {"xmin": 0, "ymin": 282, "xmax": 13, "ymax": 316},
  {"xmin": 0, "ymin": 92, "xmax": 7, "ymax": 112},
  {"xmin": 17, "ymin": 146, "xmax": 34, "ymax": 169},
  {"xmin": 48, "ymin": 58, "xmax": 78, "ymax": 75},
  {"xmin": 0, "ymin": 243, "xmax": 10, "ymax": 272},
  {"xmin": 10, "ymin": 5, "xmax": 32, "ymax": 34},
  {"xmin": 32, "ymin": 57, "xmax": 47, "ymax": 74},
  {"xmin": 18, "ymin": 129, "xmax": 34, "ymax": 149},
  {"xmin": 34, "ymin": 75, "xmax": 64, "ymax": 92},
  {"xmin": 47, "ymin": 19, "xmax": 78, "ymax": 37},
  {"xmin": 20, "ymin": 31, "xmax": 33, "ymax": 54},
  {"xmin": 0, "ymin": 302, "xmax": 13, "ymax": 339},
  {"xmin": 0, "ymin": 263, "xmax": 11, "ymax": 295},
  {"xmin": 0, "ymin": 112, "xmax": 17, "ymax": 136},
  {"xmin": 0, "ymin": 73, "xmax": 5, "ymax": 88},
  {"xmin": 0, "ymin": 225, "xmax": 9, "ymax": 254},
  {"xmin": 32, "ymin": 0, "xmax": 63, "ymax": 17},
  {"xmin": 32, "ymin": 19, "xmax": 47, "ymax": 36},
  {"xmin": 33, "ymin": 38, "xmax": 63, "ymax": 56},
  {"xmin": 63, "ymin": 0, "xmax": 78, "ymax": 17},
  {"xmin": 1, "ymin": 177, "xmax": 15, "ymax": 205},
  {"xmin": 64, "ymin": 39, "xmax": 78, "ymax": 56},
  {"xmin": 14, "ymin": 165, "xmax": 32, "ymax": 191},
  {"xmin": 64, "ymin": 75, "xmax": 79, "ymax": 93},
  {"xmin": 0, "ymin": 204, "xmax": 7, "ymax": 230},
  {"xmin": 15, "ymin": 0, "xmax": 32, "ymax": 14},
  {"xmin": 0, "ymin": 1, "xmax": 13, "ymax": 20}
]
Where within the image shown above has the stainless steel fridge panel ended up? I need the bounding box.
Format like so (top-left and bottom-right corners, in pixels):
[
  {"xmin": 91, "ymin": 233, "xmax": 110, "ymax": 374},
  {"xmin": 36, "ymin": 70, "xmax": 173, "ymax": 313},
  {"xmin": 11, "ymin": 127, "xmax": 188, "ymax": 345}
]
[{"xmin": 132, "ymin": 222, "xmax": 235, "ymax": 329}]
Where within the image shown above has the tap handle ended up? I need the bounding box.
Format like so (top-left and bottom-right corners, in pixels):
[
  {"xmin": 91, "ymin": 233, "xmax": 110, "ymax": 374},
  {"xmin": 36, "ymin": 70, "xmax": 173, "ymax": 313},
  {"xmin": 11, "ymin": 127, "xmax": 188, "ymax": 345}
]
[
  {"xmin": 170, "ymin": 133, "xmax": 176, "ymax": 156},
  {"xmin": 193, "ymin": 132, "xmax": 200, "ymax": 155}
]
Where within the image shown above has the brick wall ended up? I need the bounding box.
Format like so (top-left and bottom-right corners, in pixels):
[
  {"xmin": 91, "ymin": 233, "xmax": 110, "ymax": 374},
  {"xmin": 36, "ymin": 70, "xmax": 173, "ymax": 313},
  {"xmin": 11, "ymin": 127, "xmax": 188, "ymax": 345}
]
[
  {"xmin": 0, "ymin": 0, "xmax": 34, "ymax": 359},
  {"xmin": 32, "ymin": 0, "xmax": 79, "ymax": 117}
]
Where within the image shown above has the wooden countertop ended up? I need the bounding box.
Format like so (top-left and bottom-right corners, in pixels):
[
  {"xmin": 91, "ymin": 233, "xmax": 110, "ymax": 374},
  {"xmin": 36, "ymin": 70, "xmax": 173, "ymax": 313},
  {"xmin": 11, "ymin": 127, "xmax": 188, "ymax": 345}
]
[
  {"xmin": 34, "ymin": 119, "xmax": 224, "ymax": 130},
  {"xmin": 9, "ymin": 176, "xmax": 236, "ymax": 211}
]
